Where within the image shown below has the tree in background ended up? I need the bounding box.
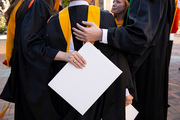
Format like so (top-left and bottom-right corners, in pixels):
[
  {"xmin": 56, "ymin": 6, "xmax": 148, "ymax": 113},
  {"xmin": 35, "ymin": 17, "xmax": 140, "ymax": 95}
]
[
  {"xmin": 62, "ymin": 0, "xmax": 70, "ymax": 7},
  {"xmin": 0, "ymin": 0, "xmax": 9, "ymax": 34},
  {"xmin": 0, "ymin": 0, "xmax": 10, "ymax": 14}
]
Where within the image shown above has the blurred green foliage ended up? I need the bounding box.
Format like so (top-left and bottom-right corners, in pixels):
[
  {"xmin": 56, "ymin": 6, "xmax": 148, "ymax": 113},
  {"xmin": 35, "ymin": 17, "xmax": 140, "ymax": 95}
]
[
  {"xmin": 62, "ymin": 0, "xmax": 70, "ymax": 7},
  {"xmin": 0, "ymin": 16, "xmax": 7, "ymax": 34}
]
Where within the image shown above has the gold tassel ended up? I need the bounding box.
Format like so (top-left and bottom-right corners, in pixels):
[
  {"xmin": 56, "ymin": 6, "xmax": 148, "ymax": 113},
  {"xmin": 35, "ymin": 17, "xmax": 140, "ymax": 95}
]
[{"xmin": 0, "ymin": 102, "xmax": 10, "ymax": 120}]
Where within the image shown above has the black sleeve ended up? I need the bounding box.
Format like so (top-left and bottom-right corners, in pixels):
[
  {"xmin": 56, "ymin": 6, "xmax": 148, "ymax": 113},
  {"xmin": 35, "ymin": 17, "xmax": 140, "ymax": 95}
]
[
  {"xmin": 107, "ymin": 0, "xmax": 169, "ymax": 56},
  {"xmin": 46, "ymin": 14, "xmax": 67, "ymax": 52},
  {"xmin": 18, "ymin": 1, "xmax": 61, "ymax": 119},
  {"xmin": 20, "ymin": 0, "xmax": 59, "ymax": 67}
]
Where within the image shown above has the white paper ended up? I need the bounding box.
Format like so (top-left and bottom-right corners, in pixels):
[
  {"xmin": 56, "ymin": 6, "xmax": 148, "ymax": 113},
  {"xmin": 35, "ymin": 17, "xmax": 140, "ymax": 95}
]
[
  {"xmin": 48, "ymin": 42, "xmax": 122, "ymax": 115},
  {"xmin": 126, "ymin": 104, "xmax": 139, "ymax": 120},
  {"xmin": 169, "ymin": 33, "xmax": 174, "ymax": 41}
]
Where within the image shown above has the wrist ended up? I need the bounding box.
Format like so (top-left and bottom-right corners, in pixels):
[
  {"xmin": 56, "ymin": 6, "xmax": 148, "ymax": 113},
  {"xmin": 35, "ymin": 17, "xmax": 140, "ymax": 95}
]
[
  {"xmin": 54, "ymin": 51, "xmax": 65, "ymax": 61},
  {"xmin": 98, "ymin": 29, "xmax": 103, "ymax": 40}
]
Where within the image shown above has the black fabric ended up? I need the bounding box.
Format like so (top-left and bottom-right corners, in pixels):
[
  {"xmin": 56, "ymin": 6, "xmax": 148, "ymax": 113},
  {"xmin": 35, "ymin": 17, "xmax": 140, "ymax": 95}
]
[
  {"xmin": 69, "ymin": 5, "xmax": 88, "ymax": 51},
  {"xmin": 46, "ymin": 5, "xmax": 133, "ymax": 120},
  {"xmin": 0, "ymin": 0, "xmax": 30, "ymax": 103},
  {"xmin": 107, "ymin": 0, "xmax": 175, "ymax": 119},
  {"xmin": 0, "ymin": 0, "xmax": 61, "ymax": 120}
]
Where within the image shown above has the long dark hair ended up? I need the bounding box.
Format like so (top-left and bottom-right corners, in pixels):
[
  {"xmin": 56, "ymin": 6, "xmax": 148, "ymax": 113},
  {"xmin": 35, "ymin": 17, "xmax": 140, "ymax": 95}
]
[
  {"xmin": 5, "ymin": 0, "xmax": 56, "ymax": 23},
  {"xmin": 43, "ymin": 0, "xmax": 56, "ymax": 14}
]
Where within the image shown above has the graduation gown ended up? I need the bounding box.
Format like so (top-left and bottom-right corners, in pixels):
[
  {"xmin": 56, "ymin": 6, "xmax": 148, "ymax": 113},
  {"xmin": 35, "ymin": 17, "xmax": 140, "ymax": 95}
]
[
  {"xmin": 46, "ymin": 5, "xmax": 133, "ymax": 120},
  {"xmin": 107, "ymin": 0, "xmax": 176, "ymax": 119},
  {"xmin": 0, "ymin": 0, "xmax": 61, "ymax": 120}
]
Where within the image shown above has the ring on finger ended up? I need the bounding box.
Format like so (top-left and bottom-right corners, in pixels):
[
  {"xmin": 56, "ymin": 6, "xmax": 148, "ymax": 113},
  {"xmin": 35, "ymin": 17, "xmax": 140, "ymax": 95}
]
[{"xmin": 73, "ymin": 59, "xmax": 77, "ymax": 63}]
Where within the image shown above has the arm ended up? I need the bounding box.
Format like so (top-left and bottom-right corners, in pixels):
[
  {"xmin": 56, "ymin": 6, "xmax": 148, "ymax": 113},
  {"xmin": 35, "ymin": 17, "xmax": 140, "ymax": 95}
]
[
  {"xmin": 21, "ymin": 4, "xmax": 86, "ymax": 69},
  {"xmin": 20, "ymin": 1, "xmax": 57, "ymax": 66},
  {"xmin": 54, "ymin": 51, "xmax": 86, "ymax": 69},
  {"xmin": 18, "ymin": 1, "xmax": 62, "ymax": 120},
  {"xmin": 46, "ymin": 15, "xmax": 86, "ymax": 69},
  {"xmin": 73, "ymin": 0, "xmax": 166, "ymax": 56}
]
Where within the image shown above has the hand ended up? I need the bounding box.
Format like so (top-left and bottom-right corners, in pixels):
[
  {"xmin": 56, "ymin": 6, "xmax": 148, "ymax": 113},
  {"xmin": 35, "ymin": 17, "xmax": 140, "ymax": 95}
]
[
  {"xmin": 54, "ymin": 51, "xmax": 86, "ymax": 69},
  {"xmin": 126, "ymin": 94, "xmax": 133, "ymax": 106},
  {"xmin": 72, "ymin": 21, "xmax": 103, "ymax": 42}
]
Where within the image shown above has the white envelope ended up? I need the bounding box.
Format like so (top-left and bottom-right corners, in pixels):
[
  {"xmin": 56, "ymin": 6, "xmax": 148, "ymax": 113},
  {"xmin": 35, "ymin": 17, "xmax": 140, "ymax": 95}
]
[
  {"xmin": 48, "ymin": 42, "xmax": 122, "ymax": 115},
  {"xmin": 126, "ymin": 104, "xmax": 139, "ymax": 120}
]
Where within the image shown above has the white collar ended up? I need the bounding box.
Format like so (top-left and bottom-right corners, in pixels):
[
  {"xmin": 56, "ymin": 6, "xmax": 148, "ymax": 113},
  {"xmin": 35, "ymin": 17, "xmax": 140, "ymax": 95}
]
[{"xmin": 69, "ymin": 1, "xmax": 89, "ymax": 7}]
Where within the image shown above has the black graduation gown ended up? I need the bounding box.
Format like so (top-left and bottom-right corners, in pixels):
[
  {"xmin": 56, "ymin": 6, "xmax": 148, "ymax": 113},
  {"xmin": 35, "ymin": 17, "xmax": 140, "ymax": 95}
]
[
  {"xmin": 46, "ymin": 5, "xmax": 133, "ymax": 120},
  {"xmin": 0, "ymin": 0, "xmax": 61, "ymax": 120},
  {"xmin": 107, "ymin": 0, "xmax": 175, "ymax": 120}
]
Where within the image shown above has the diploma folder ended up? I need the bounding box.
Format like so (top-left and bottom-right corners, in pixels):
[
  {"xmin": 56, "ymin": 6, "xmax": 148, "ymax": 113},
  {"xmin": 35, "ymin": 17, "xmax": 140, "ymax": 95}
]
[
  {"xmin": 48, "ymin": 42, "xmax": 122, "ymax": 115},
  {"xmin": 126, "ymin": 104, "xmax": 139, "ymax": 120}
]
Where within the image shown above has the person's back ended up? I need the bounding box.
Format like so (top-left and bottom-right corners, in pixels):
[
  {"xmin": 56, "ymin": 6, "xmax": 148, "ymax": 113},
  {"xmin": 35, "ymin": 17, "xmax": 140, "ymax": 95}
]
[
  {"xmin": 46, "ymin": 0, "xmax": 133, "ymax": 119},
  {"xmin": 71, "ymin": 0, "xmax": 176, "ymax": 119},
  {"xmin": 0, "ymin": 0, "xmax": 63, "ymax": 120}
]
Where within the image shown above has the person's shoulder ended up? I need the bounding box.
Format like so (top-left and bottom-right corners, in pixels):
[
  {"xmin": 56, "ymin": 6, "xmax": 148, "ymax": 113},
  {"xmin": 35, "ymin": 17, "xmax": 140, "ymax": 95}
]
[
  {"xmin": 26, "ymin": 0, "xmax": 47, "ymax": 9},
  {"xmin": 28, "ymin": 0, "xmax": 44, "ymax": 4},
  {"xmin": 100, "ymin": 9, "xmax": 114, "ymax": 17},
  {"xmin": 23, "ymin": 0, "xmax": 49, "ymax": 13},
  {"xmin": 47, "ymin": 14, "xmax": 59, "ymax": 24},
  {"xmin": 46, "ymin": 14, "xmax": 60, "ymax": 35},
  {"xmin": 99, "ymin": 9, "xmax": 116, "ymax": 28},
  {"xmin": 100, "ymin": 9, "xmax": 115, "ymax": 22},
  {"xmin": 24, "ymin": 0, "xmax": 45, "ymax": 5}
]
